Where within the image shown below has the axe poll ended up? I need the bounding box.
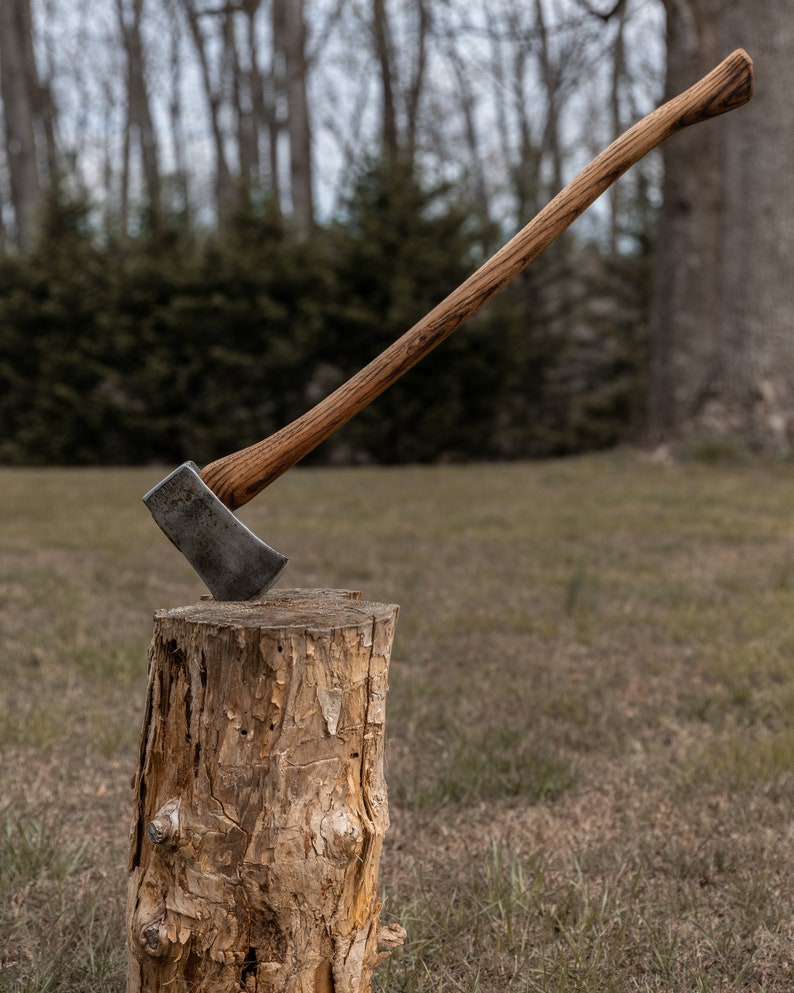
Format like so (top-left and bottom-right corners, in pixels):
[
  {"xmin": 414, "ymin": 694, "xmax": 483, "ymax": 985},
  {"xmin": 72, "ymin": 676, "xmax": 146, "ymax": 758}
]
[{"xmin": 144, "ymin": 49, "xmax": 753, "ymax": 601}]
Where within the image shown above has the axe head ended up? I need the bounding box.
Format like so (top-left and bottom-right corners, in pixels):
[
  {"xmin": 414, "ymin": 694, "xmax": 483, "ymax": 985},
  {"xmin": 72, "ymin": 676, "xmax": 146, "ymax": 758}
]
[{"xmin": 143, "ymin": 462, "xmax": 288, "ymax": 601}]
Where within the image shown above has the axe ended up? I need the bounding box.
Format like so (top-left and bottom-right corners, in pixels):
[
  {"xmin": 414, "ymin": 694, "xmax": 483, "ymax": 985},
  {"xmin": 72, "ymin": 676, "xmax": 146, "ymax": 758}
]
[{"xmin": 144, "ymin": 49, "xmax": 753, "ymax": 601}]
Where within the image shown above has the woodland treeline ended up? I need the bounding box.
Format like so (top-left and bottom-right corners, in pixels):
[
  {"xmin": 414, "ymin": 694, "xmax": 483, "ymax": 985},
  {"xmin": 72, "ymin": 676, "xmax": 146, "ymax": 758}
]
[
  {"xmin": 0, "ymin": 170, "xmax": 651, "ymax": 466},
  {"xmin": 0, "ymin": 1, "xmax": 696, "ymax": 466}
]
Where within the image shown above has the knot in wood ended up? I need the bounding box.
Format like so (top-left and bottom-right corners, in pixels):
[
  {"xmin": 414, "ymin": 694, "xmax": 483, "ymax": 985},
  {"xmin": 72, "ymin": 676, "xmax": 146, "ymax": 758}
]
[
  {"xmin": 126, "ymin": 591, "xmax": 400, "ymax": 992},
  {"xmin": 138, "ymin": 916, "xmax": 169, "ymax": 958},
  {"xmin": 320, "ymin": 806, "xmax": 364, "ymax": 861},
  {"xmin": 146, "ymin": 798, "xmax": 180, "ymax": 846}
]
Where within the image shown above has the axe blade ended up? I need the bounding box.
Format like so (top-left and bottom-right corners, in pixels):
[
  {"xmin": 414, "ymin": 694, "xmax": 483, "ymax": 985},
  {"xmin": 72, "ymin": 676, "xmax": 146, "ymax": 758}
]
[{"xmin": 143, "ymin": 462, "xmax": 288, "ymax": 601}]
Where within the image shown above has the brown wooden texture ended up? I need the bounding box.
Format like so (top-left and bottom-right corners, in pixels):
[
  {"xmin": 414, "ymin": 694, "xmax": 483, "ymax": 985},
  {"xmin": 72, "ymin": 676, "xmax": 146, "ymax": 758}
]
[
  {"xmin": 199, "ymin": 49, "xmax": 753, "ymax": 511},
  {"xmin": 126, "ymin": 589, "xmax": 402, "ymax": 993}
]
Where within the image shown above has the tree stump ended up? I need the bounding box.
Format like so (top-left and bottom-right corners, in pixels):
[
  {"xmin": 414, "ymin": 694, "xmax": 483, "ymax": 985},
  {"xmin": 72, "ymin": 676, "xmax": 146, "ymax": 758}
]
[{"xmin": 126, "ymin": 589, "xmax": 403, "ymax": 993}]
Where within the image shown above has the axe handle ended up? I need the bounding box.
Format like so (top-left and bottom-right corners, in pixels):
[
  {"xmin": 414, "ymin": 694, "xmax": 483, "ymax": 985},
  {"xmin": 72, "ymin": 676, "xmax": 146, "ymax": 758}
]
[{"xmin": 201, "ymin": 48, "xmax": 753, "ymax": 511}]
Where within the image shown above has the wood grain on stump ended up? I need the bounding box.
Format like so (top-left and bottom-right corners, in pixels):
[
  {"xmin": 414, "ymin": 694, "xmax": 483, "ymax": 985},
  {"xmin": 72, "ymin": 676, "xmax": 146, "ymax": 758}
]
[{"xmin": 126, "ymin": 589, "xmax": 402, "ymax": 993}]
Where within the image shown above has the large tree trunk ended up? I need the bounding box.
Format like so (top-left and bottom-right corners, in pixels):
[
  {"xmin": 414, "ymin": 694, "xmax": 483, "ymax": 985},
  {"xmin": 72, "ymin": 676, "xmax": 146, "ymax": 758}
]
[
  {"xmin": 126, "ymin": 589, "xmax": 402, "ymax": 993},
  {"xmin": 0, "ymin": 0, "xmax": 46, "ymax": 250},
  {"xmin": 648, "ymin": 0, "xmax": 794, "ymax": 453}
]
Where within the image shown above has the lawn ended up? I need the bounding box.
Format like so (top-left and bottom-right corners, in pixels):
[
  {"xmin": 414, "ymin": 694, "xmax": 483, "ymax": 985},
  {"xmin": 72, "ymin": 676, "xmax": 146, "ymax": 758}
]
[{"xmin": 2, "ymin": 450, "xmax": 794, "ymax": 991}]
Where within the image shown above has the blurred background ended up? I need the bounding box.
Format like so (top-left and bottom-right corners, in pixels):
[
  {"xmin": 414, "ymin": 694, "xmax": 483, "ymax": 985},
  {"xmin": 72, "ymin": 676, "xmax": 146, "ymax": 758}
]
[{"xmin": 0, "ymin": 0, "xmax": 789, "ymax": 469}]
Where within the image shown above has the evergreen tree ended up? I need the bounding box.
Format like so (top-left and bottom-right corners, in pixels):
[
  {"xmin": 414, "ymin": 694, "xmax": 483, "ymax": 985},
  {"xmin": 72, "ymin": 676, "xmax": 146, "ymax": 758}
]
[
  {"xmin": 323, "ymin": 159, "xmax": 505, "ymax": 463},
  {"xmin": 0, "ymin": 193, "xmax": 115, "ymax": 464}
]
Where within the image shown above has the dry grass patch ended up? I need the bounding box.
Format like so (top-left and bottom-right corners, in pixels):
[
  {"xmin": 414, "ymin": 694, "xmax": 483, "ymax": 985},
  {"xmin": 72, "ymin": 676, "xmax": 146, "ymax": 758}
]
[{"xmin": 2, "ymin": 452, "xmax": 794, "ymax": 990}]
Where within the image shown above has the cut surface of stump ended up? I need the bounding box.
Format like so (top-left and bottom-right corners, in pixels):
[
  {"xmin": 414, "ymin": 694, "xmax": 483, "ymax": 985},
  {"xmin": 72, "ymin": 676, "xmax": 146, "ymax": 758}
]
[{"xmin": 126, "ymin": 589, "xmax": 401, "ymax": 993}]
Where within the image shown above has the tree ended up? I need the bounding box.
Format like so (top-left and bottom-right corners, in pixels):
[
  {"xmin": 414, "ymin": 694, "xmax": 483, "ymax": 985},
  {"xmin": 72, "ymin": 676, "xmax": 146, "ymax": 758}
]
[
  {"xmin": 369, "ymin": 0, "xmax": 430, "ymax": 173},
  {"xmin": 178, "ymin": 0, "xmax": 236, "ymax": 219},
  {"xmin": 647, "ymin": 0, "xmax": 794, "ymax": 454},
  {"xmin": 324, "ymin": 160, "xmax": 505, "ymax": 464},
  {"xmin": 0, "ymin": 0, "xmax": 57, "ymax": 250},
  {"xmin": 116, "ymin": 0, "xmax": 162, "ymax": 231},
  {"xmin": 275, "ymin": 0, "xmax": 314, "ymax": 237},
  {"xmin": 0, "ymin": 194, "xmax": 117, "ymax": 464}
]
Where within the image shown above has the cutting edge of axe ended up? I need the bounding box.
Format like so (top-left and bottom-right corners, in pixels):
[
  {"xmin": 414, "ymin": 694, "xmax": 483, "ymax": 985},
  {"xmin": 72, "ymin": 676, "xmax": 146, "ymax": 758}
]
[{"xmin": 145, "ymin": 48, "xmax": 753, "ymax": 601}]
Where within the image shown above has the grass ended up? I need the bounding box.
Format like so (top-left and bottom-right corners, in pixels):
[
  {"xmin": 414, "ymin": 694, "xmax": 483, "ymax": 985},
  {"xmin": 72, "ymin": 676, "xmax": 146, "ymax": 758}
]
[
  {"xmin": 0, "ymin": 815, "xmax": 125, "ymax": 991},
  {"xmin": 2, "ymin": 450, "xmax": 794, "ymax": 990}
]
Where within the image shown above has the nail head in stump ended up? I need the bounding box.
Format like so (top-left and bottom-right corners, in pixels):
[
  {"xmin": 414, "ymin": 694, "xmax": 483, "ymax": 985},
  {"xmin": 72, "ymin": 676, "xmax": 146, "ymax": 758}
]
[{"xmin": 126, "ymin": 589, "xmax": 403, "ymax": 993}]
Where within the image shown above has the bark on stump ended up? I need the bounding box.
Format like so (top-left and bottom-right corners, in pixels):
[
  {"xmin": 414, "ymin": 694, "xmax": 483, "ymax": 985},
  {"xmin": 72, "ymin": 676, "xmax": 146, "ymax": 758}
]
[{"xmin": 126, "ymin": 589, "xmax": 401, "ymax": 993}]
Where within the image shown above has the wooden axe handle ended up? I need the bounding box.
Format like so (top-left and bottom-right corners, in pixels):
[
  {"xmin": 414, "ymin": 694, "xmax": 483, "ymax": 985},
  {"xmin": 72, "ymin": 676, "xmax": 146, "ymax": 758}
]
[{"xmin": 202, "ymin": 48, "xmax": 753, "ymax": 510}]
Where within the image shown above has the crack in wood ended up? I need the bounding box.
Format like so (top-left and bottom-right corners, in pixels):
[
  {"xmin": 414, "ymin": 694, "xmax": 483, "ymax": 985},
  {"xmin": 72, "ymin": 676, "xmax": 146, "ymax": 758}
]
[{"xmin": 126, "ymin": 591, "xmax": 399, "ymax": 992}]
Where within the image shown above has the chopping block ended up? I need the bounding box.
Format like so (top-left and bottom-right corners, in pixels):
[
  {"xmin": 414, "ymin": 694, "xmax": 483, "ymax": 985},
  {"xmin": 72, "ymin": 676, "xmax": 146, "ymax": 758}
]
[{"xmin": 126, "ymin": 589, "xmax": 403, "ymax": 993}]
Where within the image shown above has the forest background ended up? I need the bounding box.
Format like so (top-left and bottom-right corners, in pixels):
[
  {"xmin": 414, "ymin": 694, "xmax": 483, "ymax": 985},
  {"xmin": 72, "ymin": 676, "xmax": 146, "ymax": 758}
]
[{"xmin": 0, "ymin": 0, "xmax": 788, "ymax": 468}]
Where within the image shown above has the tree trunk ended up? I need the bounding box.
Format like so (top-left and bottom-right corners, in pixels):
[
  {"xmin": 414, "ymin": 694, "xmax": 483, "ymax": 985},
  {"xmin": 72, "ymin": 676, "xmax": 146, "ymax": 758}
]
[
  {"xmin": 282, "ymin": 0, "xmax": 314, "ymax": 237},
  {"xmin": 247, "ymin": 1, "xmax": 281, "ymax": 214},
  {"xmin": 648, "ymin": 0, "xmax": 794, "ymax": 454},
  {"xmin": 445, "ymin": 41, "xmax": 491, "ymax": 243},
  {"xmin": 126, "ymin": 589, "xmax": 403, "ymax": 993},
  {"xmin": 372, "ymin": 0, "xmax": 398, "ymax": 167},
  {"xmin": 180, "ymin": 0, "xmax": 235, "ymax": 223},
  {"xmin": 167, "ymin": 6, "xmax": 190, "ymax": 221},
  {"xmin": 403, "ymin": 0, "xmax": 428, "ymax": 167},
  {"xmin": 0, "ymin": 0, "xmax": 43, "ymax": 250},
  {"xmin": 117, "ymin": 0, "xmax": 161, "ymax": 228}
]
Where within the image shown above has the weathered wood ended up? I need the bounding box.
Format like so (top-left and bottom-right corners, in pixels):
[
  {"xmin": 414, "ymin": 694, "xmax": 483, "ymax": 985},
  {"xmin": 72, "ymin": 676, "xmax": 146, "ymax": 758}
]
[{"xmin": 126, "ymin": 589, "xmax": 402, "ymax": 993}]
